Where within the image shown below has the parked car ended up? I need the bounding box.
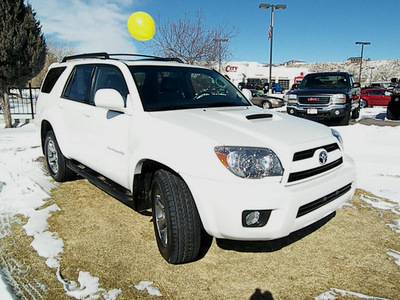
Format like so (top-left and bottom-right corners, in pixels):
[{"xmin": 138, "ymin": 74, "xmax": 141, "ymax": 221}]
[
  {"xmin": 370, "ymin": 83, "xmax": 384, "ymax": 88},
  {"xmin": 250, "ymin": 90, "xmax": 285, "ymax": 109},
  {"xmin": 290, "ymin": 83, "xmax": 300, "ymax": 90},
  {"xmin": 361, "ymin": 88, "xmax": 392, "ymax": 107},
  {"xmin": 271, "ymin": 82, "xmax": 283, "ymax": 93},
  {"xmin": 238, "ymin": 82, "xmax": 263, "ymax": 91},
  {"xmin": 36, "ymin": 52, "xmax": 356, "ymax": 264},
  {"xmin": 387, "ymin": 87, "xmax": 400, "ymax": 120}
]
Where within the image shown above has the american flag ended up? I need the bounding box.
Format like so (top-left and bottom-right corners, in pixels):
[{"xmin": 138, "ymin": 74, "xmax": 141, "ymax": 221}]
[{"xmin": 268, "ymin": 24, "xmax": 272, "ymax": 40}]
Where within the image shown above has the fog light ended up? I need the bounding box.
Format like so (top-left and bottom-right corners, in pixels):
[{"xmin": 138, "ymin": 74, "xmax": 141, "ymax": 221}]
[
  {"xmin": 289, "ymin": 109, "xmax": 294, "ymax": 114},
  {"xmin": 335, "ymin": 110, "xmax": 340, "ymax": 115},
  {"xmin": 245, "ymin": 211, "xmax": 260, "ymax": 226},
  {"xmin": 242, "ymin": 210, "xmax": 272, "ymax": 227}
]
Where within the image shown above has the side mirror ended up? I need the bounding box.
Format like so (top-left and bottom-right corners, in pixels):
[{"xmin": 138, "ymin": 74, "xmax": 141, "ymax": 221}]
[
  {"xmin": 94, "ymin": 89, "xmax": 125, "ymax": 111},
  {"xmin": 241, "ymin": 88, "xmax": 253, "ymax": 101},
  {"xmin": 352, "ymin": 82, "xmax": 361, "ymax": 88}
]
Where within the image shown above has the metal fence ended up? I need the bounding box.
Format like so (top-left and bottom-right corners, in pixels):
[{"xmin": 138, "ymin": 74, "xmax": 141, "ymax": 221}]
[{"xmin": 0, "ymin": 84, "xmax": 40, "ymax": 120}]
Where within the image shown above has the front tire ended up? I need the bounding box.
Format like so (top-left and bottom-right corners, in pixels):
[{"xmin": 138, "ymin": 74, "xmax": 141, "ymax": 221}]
[
  {"xmin": 44, "ymin": 131, "xmax": 74, "ymax": 182},
  {"xmin": 262, "ymin": 101, "xmax": 272, "ymax": 109},
  {"xmin": 151, "ymin": 169, "xmax": 202, "ymax": 264},
  {"xmin": 337, "ymin": 110, "xmax": 350, "ymax": 126}
]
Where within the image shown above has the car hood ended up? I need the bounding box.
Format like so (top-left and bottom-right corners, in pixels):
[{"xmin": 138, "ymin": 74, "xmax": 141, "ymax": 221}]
[
  {"xmin": 253, "ymin": 95, "xmax": 284, "ymax": 100},
  {"xmin": 148, "ymin": 106, "xmax": 333, "ymax": 153},
  {"xmin": 289, "ymin": 88, "xmax": 348, "ymax": 95}
]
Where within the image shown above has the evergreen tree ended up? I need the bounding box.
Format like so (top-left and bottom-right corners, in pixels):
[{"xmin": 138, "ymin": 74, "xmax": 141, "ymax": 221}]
[{"xmin": 0, "ymin": 0, "xmax": 46, "ymax": 128}]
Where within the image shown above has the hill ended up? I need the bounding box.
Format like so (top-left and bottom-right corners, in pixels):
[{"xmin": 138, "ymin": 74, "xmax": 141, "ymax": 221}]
[{"xmin": 303, "ymin": 59, "xmax": 400, "ymax": 86}]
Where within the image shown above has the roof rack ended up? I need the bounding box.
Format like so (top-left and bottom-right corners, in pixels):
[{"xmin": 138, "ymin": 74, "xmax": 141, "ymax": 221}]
[
  {"xmin": 109, "ymin": 53, "xmax": 184, "ymax": 63},
  {"xmin": 61, "ymin": 52, "xmax": 184, "ymax": 63},
  {"xmin": 61, "ymin": 52, "xmax": 109, "ymax": 62}
]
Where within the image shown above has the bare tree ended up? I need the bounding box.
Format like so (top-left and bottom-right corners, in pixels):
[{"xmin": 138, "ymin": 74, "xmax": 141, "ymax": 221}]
[
  {"xmin": 148, "ymin": 11, "xmax": 238, "ymax": 68},
  {"xmin": 31, "ymin": 40, "xmax": 75, "ymax": 87}
]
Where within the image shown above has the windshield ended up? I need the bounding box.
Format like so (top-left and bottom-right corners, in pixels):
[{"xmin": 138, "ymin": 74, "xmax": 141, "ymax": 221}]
[
  {"xmin": 129, "ymin": 66, "xmax": 250, "ymax": 111},
  {"xmin": 299, "ymin": 74, "xmax": 350, "ymax": 90}
]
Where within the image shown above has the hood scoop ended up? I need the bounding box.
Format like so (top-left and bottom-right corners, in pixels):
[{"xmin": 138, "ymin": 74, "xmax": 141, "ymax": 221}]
[{"xmin": 246, "ymin": 113, "xmax": 273, "ymax": 120}]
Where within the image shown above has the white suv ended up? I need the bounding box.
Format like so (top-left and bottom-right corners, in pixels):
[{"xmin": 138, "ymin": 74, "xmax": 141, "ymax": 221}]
[{"xmin": 36, "ymin": 53, "xmax": 356, "ymax": 264}]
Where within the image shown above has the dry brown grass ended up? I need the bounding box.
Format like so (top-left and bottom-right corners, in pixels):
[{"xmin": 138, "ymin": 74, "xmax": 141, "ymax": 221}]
[{"xmin": 1, "ymin": 179, "xmax": 399, "ymax": 300}]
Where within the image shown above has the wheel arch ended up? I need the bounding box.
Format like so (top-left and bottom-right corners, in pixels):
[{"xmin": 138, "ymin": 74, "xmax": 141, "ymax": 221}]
[
  {"xmin": 131, "ymin": 159, "xmax": 206, "ymax": 231},
  {"xmin": 40, "ymin": 120, "xmax": 54, "ymax": 154},
  {"xmin": 262, "ymin": 100, "xmax": 272, "ymax": 109},
  {"xmin": 131, "ymin": 159, "xmax": 184, "ymax": 212},
  {"xmin": 361, "ymin": 98, "xmax": 368, "ymax": 108}
]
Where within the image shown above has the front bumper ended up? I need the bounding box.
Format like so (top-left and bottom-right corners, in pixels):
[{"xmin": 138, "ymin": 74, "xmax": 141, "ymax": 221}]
[
  {"xmin": 287, "ymin": 103, "xmax": 347, "ymax": 120},
  {"xmin": 183, "ymin": 154, "xmax": 356, "ymax": 240}
]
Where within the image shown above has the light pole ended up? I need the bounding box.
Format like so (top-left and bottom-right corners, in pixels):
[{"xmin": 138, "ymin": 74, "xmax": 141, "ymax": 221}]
[
  {"xmin": 369, "ymin": 67, "xmax": 375, "ymax": 86},
  {"xmin": 259, "ymin": 3, "xmax": 286, "ymax": 94},
  {"xmin": 355, "ymin": 41, "xmax": 371, "ymax": 84},
  {"xmin": 213, "ymin": 38, "xmax": 228, "ymax": 73}
]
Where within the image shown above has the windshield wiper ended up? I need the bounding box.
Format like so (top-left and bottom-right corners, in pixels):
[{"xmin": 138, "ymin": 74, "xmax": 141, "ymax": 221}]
[{"xmin": 205, "ymin": 102, "xmax": 247, "ymax": 108}]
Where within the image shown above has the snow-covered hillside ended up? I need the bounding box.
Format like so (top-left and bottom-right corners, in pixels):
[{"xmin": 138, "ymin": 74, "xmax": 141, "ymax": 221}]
[{"xmin": 305, "ymin": 59, "xmax": 400, "ymax": 85}]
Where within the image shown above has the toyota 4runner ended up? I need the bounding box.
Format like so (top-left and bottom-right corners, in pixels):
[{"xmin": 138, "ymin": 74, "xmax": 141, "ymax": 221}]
[
  {"xmin": 285, "ymin": 72, "xmax": 361, "ymax": 125},
  {"xmin": 36, "ymin": 53, "xmax": 356, "ymax": 264}
]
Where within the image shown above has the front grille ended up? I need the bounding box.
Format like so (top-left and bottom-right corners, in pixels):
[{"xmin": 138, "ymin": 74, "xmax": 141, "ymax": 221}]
[
  {"xmin": 296, "ymin": 183, "xmax": 352, "ymax": 217},
  {"xmin": 288, "ymin": 157, "xmax": 343, "ymax": 183},
  {"xmin": 293, "ymin": 143, "xmax": 339, "ymax": 161},
  {"xmin": 298, "ymin": 96, "xmax": 330, "ymax": 105}
]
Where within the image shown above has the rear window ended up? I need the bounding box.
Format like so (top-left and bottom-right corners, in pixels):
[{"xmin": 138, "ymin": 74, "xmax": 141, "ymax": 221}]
[{"xmin": 41, "ymin": 67, "xmax": 66, "ymax": 93}]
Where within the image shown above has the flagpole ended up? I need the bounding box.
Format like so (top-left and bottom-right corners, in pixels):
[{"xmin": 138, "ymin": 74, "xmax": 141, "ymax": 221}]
[
  {"xmin": 268, "ymin": 6, "xmax": 274, "ymax": 95},
  {"xmin": 259, "ymin": 4, "xmax": 286, "ymax": 95}
]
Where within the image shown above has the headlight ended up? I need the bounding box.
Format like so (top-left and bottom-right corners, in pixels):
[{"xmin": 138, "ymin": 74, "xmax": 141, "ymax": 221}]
[
  {"xmin": 331, "ymin": 129, "xmax": 343, "ymax": 146},
  {"xmin": 332, "ymin": 94, "xmax": 346, "ymax": 104},
  {"xmin": 215, "ymin": 146, "xmax": 283, "ymax": 179},
  {"xmin": 286, "ymin": 94, "xmax": 297, "ymax": 103}
]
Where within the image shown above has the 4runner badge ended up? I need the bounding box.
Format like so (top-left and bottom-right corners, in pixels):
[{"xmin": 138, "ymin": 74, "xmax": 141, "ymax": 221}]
[{"xmin": 319, "ymin": 151, "xmax": 328, "ymax": 165}]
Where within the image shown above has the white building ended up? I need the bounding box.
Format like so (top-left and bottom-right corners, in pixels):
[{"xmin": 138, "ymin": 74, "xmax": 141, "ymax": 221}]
[{"xmin": 217, "ymin": 61, "xmax": 309, "ymax": 91}]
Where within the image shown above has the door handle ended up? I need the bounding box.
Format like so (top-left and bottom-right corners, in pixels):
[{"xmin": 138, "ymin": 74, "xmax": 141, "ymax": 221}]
[{"xmin": 82, "ymin": 111, "xmax": 91, "ymax": 117}]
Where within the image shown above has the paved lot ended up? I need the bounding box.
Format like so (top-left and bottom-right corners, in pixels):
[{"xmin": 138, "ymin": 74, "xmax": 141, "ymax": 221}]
[{"xmin": 352, "ymin": 118, "xmax": 400, "ymax": 127}]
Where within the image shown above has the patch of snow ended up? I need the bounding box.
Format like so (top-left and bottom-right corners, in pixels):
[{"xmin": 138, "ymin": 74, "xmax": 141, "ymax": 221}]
[
  {"xmin": 315, "ymin": 288, "xmax": 390, "ymax": 300},
  {"xmin": 387, "ymin": 249, "xmax": 400, "ymax": 267},
  {"xmin": 0, "ymin": 271, "xmax": 14, "ymax": 300},
  {"xmin": 134, "ymin": 281, "xmax": 162, "ymax": 297},
  {"xmin": 0, "ymin": 124, "xmax": 121, "ymax": 299}
]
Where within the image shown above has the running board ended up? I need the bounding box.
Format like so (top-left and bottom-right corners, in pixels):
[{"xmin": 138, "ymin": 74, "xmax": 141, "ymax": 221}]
[{"xmin": 67, "ymin": 160, "xmax": 135, "ymax": 209}]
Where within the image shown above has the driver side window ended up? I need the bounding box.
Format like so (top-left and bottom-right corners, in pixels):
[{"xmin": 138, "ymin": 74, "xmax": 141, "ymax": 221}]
[{"xmin": 91, "ymin": 65, "xmax": 128, "ymax": 105}]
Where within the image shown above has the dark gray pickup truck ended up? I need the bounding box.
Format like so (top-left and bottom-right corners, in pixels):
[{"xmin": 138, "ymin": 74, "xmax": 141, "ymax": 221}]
[{"xmin": 285, "ymin": 72, "xmax": 361, "ymax": 125}]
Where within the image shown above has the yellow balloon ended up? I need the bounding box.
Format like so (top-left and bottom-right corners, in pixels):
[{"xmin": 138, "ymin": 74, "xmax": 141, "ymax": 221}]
[{"xmin": 127, "ymin": 11, "xmax": 155, "ymax": 41}]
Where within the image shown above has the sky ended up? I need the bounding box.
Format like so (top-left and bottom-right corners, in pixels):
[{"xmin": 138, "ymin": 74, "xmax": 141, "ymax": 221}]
[
  {"xmin": 25, "ymin": 0, "xmax": 400, "ymax": 64},
  {"xmin": 0, "ymin": 106, "xmax": 399, "ymax": 298}
]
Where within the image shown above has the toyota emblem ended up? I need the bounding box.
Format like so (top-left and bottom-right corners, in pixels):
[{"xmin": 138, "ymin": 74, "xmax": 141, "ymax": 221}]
[{"xmin": 319, "ymin": 151, "xmax": 328, "ymax": 165}]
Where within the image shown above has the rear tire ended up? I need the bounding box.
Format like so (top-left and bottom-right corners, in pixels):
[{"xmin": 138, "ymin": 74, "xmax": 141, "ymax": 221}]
[
  {"xmin": 361, "ymin": 99, "xmax": 368, "ymax": 108},
  {"xmin": 151, "ymin": 169, "xmax": 202, "ymax": 264},
  {"xmin": 44, "ymin": 131, "xmax": 74, "ymax": 182},
  {"xmin": 351, "ymin": 106, "xmax": 360, "ymax": 119}
]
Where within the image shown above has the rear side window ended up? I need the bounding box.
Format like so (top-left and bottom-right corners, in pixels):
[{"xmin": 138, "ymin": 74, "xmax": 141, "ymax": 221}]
[
  {"xmin": 63, "ymin": 65, "xmax": 95, "ymax": 103},
  {"xmin": 41, "ymin": 67, "xmax": 66, "ymax": 93}
]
